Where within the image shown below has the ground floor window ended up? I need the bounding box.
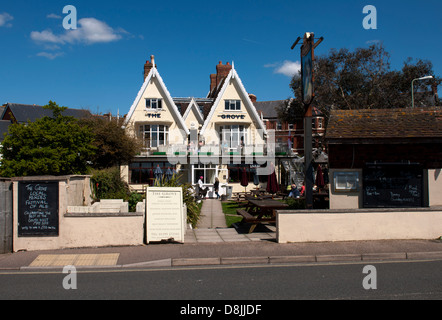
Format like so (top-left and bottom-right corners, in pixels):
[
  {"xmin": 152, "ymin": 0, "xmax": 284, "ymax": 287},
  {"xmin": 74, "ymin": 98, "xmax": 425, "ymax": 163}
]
[
  {"xmin": 139, "ymin": 125, "xmax": 169, "ymax": 148},
  {"xmin": 192, "ymin": 163, "xmax": 217, "ymax": 185},
  {"xmin": 227, "ymin": 163, "xmax": 267, "ymax": 185},
  {"xmin": 129, "ymin": 161, "xmax": 175, "ymax": 185}
]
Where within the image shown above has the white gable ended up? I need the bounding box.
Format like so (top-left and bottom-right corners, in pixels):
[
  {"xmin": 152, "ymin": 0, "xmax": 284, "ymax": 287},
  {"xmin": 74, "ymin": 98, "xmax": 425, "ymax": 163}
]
[
  {"xmin": 123, "ymin": 67, "xmax": 189, "ymax": 135},
  {"xmin": 183, "ymin": 98, "xmax": 204, "ymax": 129},
  {"xmin": 200, "ymin": 67, "xmax": 267, "ymax": 136}
]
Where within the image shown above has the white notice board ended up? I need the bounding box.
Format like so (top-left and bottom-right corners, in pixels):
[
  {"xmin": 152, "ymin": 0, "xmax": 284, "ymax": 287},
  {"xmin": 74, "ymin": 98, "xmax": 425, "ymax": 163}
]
[{"xmin": 146, "ymin": 187, "xmax": 184, "ymax": 243}]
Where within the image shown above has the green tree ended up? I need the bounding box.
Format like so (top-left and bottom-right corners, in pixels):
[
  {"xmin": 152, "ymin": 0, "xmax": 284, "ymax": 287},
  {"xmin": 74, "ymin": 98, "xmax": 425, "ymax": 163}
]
[
  {"xmin": 278, "ymin": 44, "xmax": 441, "ymax": 124},
  {"xmin": 0, "ymin": 101, "xmax": 95, "ymax": 177},
  {"xmin": 79, "ymin": 115, "xmax": 142, "ymax": 170}
]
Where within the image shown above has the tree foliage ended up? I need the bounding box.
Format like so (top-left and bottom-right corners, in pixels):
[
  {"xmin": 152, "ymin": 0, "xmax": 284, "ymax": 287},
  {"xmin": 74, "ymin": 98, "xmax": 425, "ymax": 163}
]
[
  {"xmin": 0, "ymin": 101, "xmax": 95, "ymax": 177},
  {"xmin": 278, "ymin": 44, "xmax": 441, "ymax": 124},
  {"xmin": 79, "ymin": 115, "xmax": 143, "ymax": 170}
]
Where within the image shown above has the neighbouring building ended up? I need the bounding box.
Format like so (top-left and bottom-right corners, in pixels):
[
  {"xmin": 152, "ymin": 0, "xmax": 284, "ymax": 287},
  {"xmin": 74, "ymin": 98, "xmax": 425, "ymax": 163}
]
[
  {"xmin": 1, "ymin": 103, "xmax": 91, "ymax": 124},
  {"xmin": 0, "ymin": 103, "xmax": 92, "ymax": 163},
  {"xmin": 326, "ymin": 107, "xmax": 442, "ymax": 209},
  {"xmin": 254, "ymin": 100, "xmax": 325, "ymax": 155},
  {"xmin": 121, "ymin": 56, "xmax": 325, "ymax": 195}
]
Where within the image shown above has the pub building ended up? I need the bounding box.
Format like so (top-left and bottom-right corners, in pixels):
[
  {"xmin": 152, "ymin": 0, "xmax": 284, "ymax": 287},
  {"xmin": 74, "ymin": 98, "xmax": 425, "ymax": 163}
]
[
  {"xmin": 326, "ymin": 107, "xmax": 442, "ymax": 209},
  {"xmin": 121, "ymin": 56, "xmax": 323, "ymax": 196}
]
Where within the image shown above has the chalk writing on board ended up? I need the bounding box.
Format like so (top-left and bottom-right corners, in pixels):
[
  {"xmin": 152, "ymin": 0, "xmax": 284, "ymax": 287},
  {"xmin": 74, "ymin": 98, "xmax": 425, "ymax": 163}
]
[
  {"xmin": 363, "ymin": 164, "xmax": 423, "ymax": 208},
  {"xmin": 18, "ymin": 182, "xmax": 59, "ymax": 237}
]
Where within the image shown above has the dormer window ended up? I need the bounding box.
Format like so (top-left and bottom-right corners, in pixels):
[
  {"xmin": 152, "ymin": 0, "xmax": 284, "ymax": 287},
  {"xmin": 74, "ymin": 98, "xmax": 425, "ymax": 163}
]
[
  {"xmin": 146, "ymin": 98, "xmax": 162, "ymax": 110},
  {"xmin": 225, "ymin": 100, "xmax": 241, "ymax": 111}
]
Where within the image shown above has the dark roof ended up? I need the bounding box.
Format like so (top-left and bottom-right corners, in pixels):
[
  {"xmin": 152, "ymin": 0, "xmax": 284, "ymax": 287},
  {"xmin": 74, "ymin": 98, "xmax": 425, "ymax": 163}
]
[
  {"xmin": 254, "ymin": 100, "xmax": 324, "ymax": 120},
  {"xmin": 0, "ymin": 120, "xmax": 10, "ymax": 142},
  {"xmin": 2, "ymin": 103, "xmax": 91, "ymax": 123},
  {"xmin": 326, "ymin": 107, "xmax": 442, "ymax": 143},
  {"xmin": 254, "ymin": 100, "xmax": 284, "ymax": 119}
]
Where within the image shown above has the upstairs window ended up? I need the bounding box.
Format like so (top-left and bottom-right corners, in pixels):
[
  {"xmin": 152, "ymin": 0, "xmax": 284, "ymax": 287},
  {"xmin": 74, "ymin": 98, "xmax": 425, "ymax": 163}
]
[
  {"xmin": 146, "ymin": 98, "xmax": 162, "ymax": 110},
  {"xmin": 276, "ymin": 122, "xmax": 282, "ymax": 130},
  {"xmin": 139, "ymin": 125, "xmax": 169, "ymax": 148},
  {"xmin": 225, "ymin": 100, "xmax": 241, "ymax": 111}
]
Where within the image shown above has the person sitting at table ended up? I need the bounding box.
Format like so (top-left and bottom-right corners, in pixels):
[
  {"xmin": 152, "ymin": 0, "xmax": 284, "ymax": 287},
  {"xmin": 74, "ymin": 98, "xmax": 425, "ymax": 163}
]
[
  {"xmin": 300, "ymin": 182, "xmax": 305, "ymax": 197},
  {"xmin": 288, "ymin": 184, "xmax": 300, "ymax": 198}
]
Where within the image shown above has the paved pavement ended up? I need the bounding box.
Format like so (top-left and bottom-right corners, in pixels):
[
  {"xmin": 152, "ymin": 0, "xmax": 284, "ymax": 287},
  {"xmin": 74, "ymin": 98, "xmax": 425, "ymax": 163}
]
[{"xmin": 1, "ymin": 199, "xmax": 442, "ymax": 270}]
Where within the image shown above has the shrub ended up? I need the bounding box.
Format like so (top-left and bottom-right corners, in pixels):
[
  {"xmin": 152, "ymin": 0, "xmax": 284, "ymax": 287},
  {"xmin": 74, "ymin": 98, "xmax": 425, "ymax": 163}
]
[
  {"xmin": 157, "ymin": 174, "xmax": 201, "ymax": 228},
  {"xmin": 91, "ymin": 167, "xmax": 130, "ymax": 201},
  {"xmin": 284, "ymin": 197, "xmax": 306, "ymax": 209}
]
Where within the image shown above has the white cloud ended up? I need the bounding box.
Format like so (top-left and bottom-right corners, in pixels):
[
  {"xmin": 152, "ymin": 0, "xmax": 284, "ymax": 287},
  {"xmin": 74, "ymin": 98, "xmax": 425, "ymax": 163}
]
[
  {"xmin": 0, "ymin": 12, "xmax": 13, "ymax": 27},
  {"xmin": 273, "ymin": 60, "xmax": 301, "ymax": 77},
  {"xmin": 31, "ymin": 29, "xmax": 62, "ymax": 43},
  {"xmin": 47, "ymin": 13, "xmax": 62, "ymax": 19},
  {"xmin": 31, "ymin": 17, "xmax": 124, "ymax": 46},
  {"xmin": 37, "ymin": 52, "xmax": 65, "ymax": 60}
]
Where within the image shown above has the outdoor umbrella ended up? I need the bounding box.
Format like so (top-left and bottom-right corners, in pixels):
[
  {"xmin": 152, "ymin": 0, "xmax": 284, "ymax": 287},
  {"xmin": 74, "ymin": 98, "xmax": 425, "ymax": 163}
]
[
  {"xmin": 240, "ymin": 167, "xmax": 249, "ymax": 194},
  {"xmin": 266, "ymin": 166, "xmax": 279, "ymax": 195},
  {"xmin": 165, "ymin": 167, "xmax": 173, "ymax": 181},
  {"xmin": 315, "ymin": 165, "xmax": 325, "ymax": 191},
  {"xmin": 252, "ymin": 168, "xmax": 260, "ymax": 187},
  {"xmin": 148, "ymin": 169, "xmax": 154, "ymax": 186},
  {"xmin": 154, "ymin": 165, "xmax": 163, "ymax": 185}
]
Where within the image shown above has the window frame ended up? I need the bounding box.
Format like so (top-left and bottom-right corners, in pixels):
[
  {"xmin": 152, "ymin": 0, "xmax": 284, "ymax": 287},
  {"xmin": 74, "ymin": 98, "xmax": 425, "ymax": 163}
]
[
  {"xmin": 224, "ymin": 100, "xmax": 241, "ymax": 111},
  {"xmin": 334, "ymin": 171, "xmax": 359, "ymax": 192},
  {"xmin": 219, "ymin": 125, "xmax": 248, "ymax": 148},
  {"xmin": 146, "ymin": 98, "xmax": 163, "ymax": 110},
  {"xmin": 139, "ymin": 124, "xmax": 169, "ymax": 148}
]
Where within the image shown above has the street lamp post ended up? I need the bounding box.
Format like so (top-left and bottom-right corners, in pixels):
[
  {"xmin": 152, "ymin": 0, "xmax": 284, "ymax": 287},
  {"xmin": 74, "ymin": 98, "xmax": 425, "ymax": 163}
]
[{"xmin": 412, "ymin": 76, "xmax": 433, "ymax": 108}]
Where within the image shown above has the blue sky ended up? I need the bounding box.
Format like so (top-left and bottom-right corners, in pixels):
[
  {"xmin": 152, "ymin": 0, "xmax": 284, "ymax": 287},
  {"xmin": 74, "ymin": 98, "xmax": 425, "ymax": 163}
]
[{"xmin": 1, "ymin": 0, "xmax": 441, "ymax": 116}]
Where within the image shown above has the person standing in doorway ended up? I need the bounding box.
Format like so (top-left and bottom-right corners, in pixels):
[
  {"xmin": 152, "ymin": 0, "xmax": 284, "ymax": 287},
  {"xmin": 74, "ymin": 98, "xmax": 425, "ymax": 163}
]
[{"xmin": 214, "ymin": 177, "xmax": 220, "ymax": 199}]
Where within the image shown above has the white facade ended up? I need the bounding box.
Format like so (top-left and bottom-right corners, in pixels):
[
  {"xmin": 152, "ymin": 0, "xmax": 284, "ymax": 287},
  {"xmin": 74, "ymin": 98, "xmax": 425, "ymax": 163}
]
[{"xmin": 122, "ymin": 58, "xmax": 276, "ymax": 196}]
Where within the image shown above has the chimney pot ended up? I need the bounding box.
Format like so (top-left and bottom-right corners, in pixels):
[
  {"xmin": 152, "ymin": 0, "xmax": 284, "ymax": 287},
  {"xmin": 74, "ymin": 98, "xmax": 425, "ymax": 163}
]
[
  {"xmin": 144, "ymin": 55, "xmax": 155, "ymax": 80},
  {"xmin": 249, "ymin": 94, "xmax": 257, "ymax": 103}
]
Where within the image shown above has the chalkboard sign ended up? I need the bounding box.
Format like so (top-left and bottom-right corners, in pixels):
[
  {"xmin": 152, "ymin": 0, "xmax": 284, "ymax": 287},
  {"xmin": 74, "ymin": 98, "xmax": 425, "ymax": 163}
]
[
  {"xmin": 363, "ymin": 164, "xmax": 423, "ymax": 208},
  {"xmin": 18, "ymin": 181, "xmax": 59, "ymax": 237}
]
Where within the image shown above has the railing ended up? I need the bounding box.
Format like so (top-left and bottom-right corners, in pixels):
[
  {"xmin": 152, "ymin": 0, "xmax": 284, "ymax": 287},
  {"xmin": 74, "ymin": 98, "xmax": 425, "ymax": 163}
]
[{"xmin": 135, "ymin": 143, "xmax": 295, "ymax": 157}]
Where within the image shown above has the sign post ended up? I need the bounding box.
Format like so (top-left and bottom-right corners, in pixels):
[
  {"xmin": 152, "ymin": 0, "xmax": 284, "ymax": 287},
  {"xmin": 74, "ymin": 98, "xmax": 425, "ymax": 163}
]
[{"xmin": 292, "ymin": 32, "xmax": 323, "ymax": 209}]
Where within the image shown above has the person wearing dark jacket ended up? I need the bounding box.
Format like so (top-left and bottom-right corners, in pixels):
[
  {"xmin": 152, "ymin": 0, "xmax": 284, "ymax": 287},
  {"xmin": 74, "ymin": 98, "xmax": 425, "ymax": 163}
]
[{"xmin": 214, "ymin": 177, "xmax": 220, "ymax": 199}]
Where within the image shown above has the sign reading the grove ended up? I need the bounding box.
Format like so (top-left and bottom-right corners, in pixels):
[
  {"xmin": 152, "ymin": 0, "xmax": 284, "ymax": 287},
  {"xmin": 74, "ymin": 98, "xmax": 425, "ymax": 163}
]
[{"xmin": 219, "ymin": 114, "xmax": 246, "ymax": 120}]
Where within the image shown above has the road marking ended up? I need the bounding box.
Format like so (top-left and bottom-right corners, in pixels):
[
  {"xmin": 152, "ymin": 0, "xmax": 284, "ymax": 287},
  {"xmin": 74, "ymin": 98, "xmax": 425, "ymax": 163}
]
[{"xmin": 29, "ymin": 254, "xmax": 120, "ymax": 267}]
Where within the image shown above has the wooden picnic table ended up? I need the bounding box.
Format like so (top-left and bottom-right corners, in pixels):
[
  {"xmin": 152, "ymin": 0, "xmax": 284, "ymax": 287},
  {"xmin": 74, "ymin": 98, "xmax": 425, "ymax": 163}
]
[
  {"xmin": 237, "ymin": 198, "xmax": 289, "ymax": 233},
  {"xmin": 244, "ymin": 194, "xmax": 274, "ymax": 201}
]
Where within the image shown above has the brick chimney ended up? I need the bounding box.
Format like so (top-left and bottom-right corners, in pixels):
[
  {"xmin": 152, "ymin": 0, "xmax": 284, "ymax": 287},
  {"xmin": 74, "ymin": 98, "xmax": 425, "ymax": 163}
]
[
  {"xmin": 209, "ymin": 61, "xmax": 232, "ymax": 96},
  {"xmin": 144, "ymin": 55, "xmax": 156, "ymax": 80}
]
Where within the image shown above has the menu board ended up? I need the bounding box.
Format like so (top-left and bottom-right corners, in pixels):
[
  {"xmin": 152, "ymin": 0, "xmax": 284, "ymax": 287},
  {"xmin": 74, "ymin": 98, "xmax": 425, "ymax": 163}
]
[
  {"xmin": 146, "ymin": 187, "xmax": 184, "ymax": 243},
  {"xmin": 363, "ymin": 164, "xmax": 423, "ymax": 208},
  {"xmin": 18, "ymin": 181, "xmax": 59, "ymax": 237}
]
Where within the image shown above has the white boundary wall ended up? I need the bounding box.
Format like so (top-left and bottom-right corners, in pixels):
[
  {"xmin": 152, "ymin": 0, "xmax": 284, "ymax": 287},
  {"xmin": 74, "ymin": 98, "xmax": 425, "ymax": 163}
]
[{"xmin": 277, "ymin": 208, "xmax": 442, "ymax": 243}]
